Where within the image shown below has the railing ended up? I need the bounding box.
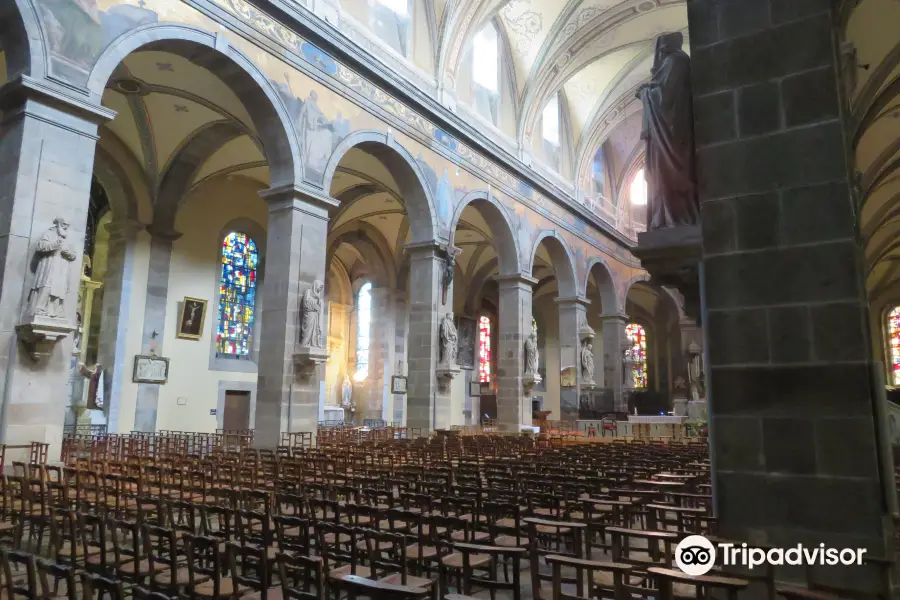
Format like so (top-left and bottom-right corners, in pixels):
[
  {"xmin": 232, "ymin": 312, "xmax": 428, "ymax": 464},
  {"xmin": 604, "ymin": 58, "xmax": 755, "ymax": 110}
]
[{"xmin": 63, "ymin": 424, "xmax": 108, "ymax": 438}]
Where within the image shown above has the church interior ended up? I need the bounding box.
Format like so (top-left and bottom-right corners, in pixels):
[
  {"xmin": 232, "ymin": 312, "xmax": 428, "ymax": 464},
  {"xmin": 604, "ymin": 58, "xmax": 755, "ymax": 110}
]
[{"xmin": 0, "ymin": 0, "xmax": 898, "ymax": 597}]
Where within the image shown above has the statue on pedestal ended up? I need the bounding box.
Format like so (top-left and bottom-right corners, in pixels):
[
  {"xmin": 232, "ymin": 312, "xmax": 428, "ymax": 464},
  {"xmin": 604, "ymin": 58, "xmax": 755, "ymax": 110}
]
[
  {"xmin": 524, "ymin": 330, "xmax": 539, "ymax": 377},
  {"xmin": 687, "ymin": 341, "xmax": 704, "ymax": 401},
  {"xmin": 341, "ymin": 374, "xmax": 352, "ymax": 408},
  {"xmin": 439, "ymin": 313, "xmax": 458, "ymax": 365},
  {"xmin": 581, "ymin": 341, "xmax": 594, "ymax": 384},
  {"xmin": 637, "ymin": 32, "xmax": 699, "ymax": 229},
  {"xmin": 28, "ymin": 217, "xmax": 77, "ymax": 319},
  {"xmin": 299, "ymin": 281, "xmax": 325, "ymax": 348}
]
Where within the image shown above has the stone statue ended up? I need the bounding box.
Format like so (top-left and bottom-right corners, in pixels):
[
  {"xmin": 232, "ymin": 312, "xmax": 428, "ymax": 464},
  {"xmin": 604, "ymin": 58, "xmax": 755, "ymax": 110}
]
[
  {"xmin": 341, "ymin": 375, "xmax": 352, "ymax": 408},
  {"xmin": 28, "ymin": 217, "xmax": 77, "ymax": 319},
  {"xmin": 299, "ymin": 280, "xmax": 325, "ymax": 348},
  {"xmin": 524, "ymin": 330, "xmax": 539, "ymax": 376},
  {"xmin": 581, "ymin": 341, "xmax": 594, "ymax": 383},
  {"xmin": 637, "ymin": 32, "xmax": 699, "ymax": 229},
  {"xmin": 78, "ymin": 362, "xmax": 104, "ymax": 409},
  {"xmin": 687, "ymin": 342, "xmax": 704, "ymax": 401},
  {"xmin": 439, "ymin": 313, "xmax": 458, "ymax": 365}
]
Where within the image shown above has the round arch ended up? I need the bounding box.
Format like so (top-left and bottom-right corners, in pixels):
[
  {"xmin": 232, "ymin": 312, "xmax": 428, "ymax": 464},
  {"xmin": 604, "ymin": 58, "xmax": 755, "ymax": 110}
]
[
  {"xmin": 583, "ymin": 256, "xmax": 620, "ymax": 315},
  {"xmin": 322, "ymin": 130, "xmax": 438, "ymax": 246},
  {"xmin": 620, "ymin": 273, "xmax": 651, "ymax": 310},
  {"xmin": 88, "ymin": 24, "xmax": 302, "ymax": 188},
  {"xmin": 326, "ymin": 221, "xmax": 399, "ymax": 290},
  {"xmin": 527, "ymin": 230, "xmax": 579, "ymax": 299},
  {"xmin": 449, "ymin": 190, "xmax": 522, "ymax": 277},
  {"xmin": 0, "ymin": 0, "xmax": 48, "ymax": 82}
]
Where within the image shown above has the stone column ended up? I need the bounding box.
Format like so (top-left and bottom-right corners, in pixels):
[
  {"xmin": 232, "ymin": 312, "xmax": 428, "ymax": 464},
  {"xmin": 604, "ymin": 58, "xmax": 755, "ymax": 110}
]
[
  {"xmin": 601, "ymin": 312, "xmax": 628, "ymax": 413},
  {"xmin": 133, "ymin": 227, "xmax": 180, "ymax": 432},
  {"xmin": 0, "ymin": 79, "xmax": 113, "ymax": 461},
  {"xmin": 556, "ymin": 297, "xmax": 589, "ymax": 422},
  {"xmin": 495, "ymin": 275, "xmax": 535, "ymax": 431},
  {"xmin": 97, "ymin": 218, "xmax": 142, "ymax": 433},
  {"xmin": 254, "ymin": 185, "xmax": 336, "ymax": 448},
  {"xmin": 391, "ymin": 290, "xmax": 408, "ymax": 424},
  {"xmin": 363, "ymin": 286, "xmax": 391, "ymax": 423},
  {"xmin": 690, "ymin": 0, "xmax": 893, "ymax": 588},
  {"xmin": 405, "ymin": 243, "xmax": 449, "ymax": 433}
]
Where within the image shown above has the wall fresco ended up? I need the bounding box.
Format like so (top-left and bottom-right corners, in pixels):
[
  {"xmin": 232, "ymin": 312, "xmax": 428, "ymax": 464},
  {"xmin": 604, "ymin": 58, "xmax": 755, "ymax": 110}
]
[{"xmin": 29, "ymin": 0, "xmax": 640, "ymax": 292}]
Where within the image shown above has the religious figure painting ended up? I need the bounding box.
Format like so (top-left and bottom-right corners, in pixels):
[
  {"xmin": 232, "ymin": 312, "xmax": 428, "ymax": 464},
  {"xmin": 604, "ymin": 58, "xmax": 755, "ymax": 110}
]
[
  {"xmin": 176, "ymin": 297, "xmax": 207, "ymax": 340},
  {"xmin": 35, "ymin": 0, "xmax": 158, "ymax": 83},
  {"xmin": 274, "ymin": 76, "xmax": 352, "ymax": 184},
  {"xmin": 456, "ymin": 317, "xmax": 477, "ymax": 369}
]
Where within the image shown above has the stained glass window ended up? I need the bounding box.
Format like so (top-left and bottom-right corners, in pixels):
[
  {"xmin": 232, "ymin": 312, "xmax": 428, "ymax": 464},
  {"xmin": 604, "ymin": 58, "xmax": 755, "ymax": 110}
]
[
  {"xmin": 355, "ymin": 282, "xmax": 372, "ymax": 381},
  {"xmin": 888, "ymin": 307, "xmax": 900, "ymax": 385},
  {"xmin": 216, "ymin": 232, "xmax": 258, "ymax": 357},
  {"xmin": 479, "ymin": 316, "xmax": 492, "ymax": 383},
  {"xmin": 625, "ymin": 323, "xmax": 648, "ymax": 388}
]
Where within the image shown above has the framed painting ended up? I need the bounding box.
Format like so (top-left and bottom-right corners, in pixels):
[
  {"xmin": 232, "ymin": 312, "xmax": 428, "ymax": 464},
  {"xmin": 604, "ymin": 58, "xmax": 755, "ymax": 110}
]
[
  {"xmin": 177, "ymin": 297, "xmax": 207, "ymax": 340},
  {"xmin": 456, "ymin": 316, "xmax": 477, "ymax": 369},
  {"xmin": 133, "ymin": 355, "xmax": 169, "ymax": 384}
]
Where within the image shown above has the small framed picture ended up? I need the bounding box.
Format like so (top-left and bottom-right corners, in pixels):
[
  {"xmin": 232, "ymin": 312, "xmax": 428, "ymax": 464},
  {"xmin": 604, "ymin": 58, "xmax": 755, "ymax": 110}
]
[
  {"xmin": 177, "ymin": 297, "xmax": 207, "ymax": 340},
  {"xmin": 469, "ymin": 381, "xmax": 481, "ymax": 397},
  {"xmin": 391, "ymin": 376, "xmax": 407, "ymax": 395},
  {"xmin": 133, "ymin": 355, "xmax": 169, "ymax": 384}
]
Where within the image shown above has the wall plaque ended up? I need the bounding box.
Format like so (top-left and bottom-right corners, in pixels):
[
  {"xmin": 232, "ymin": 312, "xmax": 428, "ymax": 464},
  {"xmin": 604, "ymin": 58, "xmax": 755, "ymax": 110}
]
[{"xmin": 133, "ymin": 355, "xmax": 169, "ymax": 384}]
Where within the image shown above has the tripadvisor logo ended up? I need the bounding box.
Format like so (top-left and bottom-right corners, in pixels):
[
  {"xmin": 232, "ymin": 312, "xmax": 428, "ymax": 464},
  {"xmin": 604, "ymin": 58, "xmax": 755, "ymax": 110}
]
[{"xmin": 675, "ymin": 535, "xmax": 716, "ymax": 576}]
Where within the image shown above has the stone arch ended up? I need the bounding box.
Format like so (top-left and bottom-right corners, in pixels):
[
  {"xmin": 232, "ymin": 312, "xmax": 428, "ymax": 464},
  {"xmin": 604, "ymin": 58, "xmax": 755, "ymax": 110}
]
[
  {"xmin": 449, "ymin": 190, "xmax": 521, "ymax": 276},
  {"xmin": 88, "ymin": 24, "xmax": 302, "ymax": 188},
  {"xmin": 93, "ymin": 146, "xmax": 141, "ymax": 222},
  {"xmin": 1, "ymin": 0, "xmax": 48, "ymax": 81},
  {"xmin": 583, "ymin": 256, "xmax": 620, "ymax": 315},
  {"xmin": 322, "ymin": 130, "xmax": 438, "ymax": 246},
  {"xmin": 326, "ymin": 221, "xmax": 398, "ymax": 290},
  {"xmin": 527, "ymin": 230, "xmax": 579, "ymax": 299},
  {"xmin": 620, "ymin": 272, "xmax": 651, "ymax": 310}
]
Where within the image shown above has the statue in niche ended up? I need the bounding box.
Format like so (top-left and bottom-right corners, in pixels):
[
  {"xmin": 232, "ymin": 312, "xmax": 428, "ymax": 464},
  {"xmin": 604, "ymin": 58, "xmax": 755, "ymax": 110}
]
[
  {"xmin": 637, "ymin": 32, "xmax": 699, "ymax": 229},
  {"xmin": 341, "ymin": 374, "xmax": 353, "ymax": 408},
  {"xmin": 439, "ymin": 312, "xmax": 458, "ymax": 365},
  {"xmin": 686, "ymin": 342, "xmax": 704, "ymax": 401},
  {"xmin": 524, "ymin": 330, "xmax": 539, "ymax": 376},
  {"xmin": 441, "ymin": 247, "xmax": 460, "ymax": 305},
  {"xmin": 581, "ymin": 340, "xmax": 594, "ymax": 383},
  {"xmin": 299, "ymin": 281, "xmax": 325, "ymax": 348},
  {"xmin": 28, "ymin": 217, "xmax": 77, "ymax": 319}
]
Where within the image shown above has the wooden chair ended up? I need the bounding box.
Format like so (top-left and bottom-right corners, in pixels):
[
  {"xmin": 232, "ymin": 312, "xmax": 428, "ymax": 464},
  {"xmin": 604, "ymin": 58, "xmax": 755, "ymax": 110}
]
[
  {"xmin": 329, "ymin": 574, "xmax": 431, "ymax": 600},
  {"xmin": 546, "ymin": 554, "xmax": 634, "ymax": 600},
  {"xmin": 1, "ymin": 547, "xmax": 38, "ymax": 600},
  {"xmin": 649, "ymin": 566, "xmax": 749, "ymax": 600},
  {"xmin": 36, "ymin": 558, "xmax": 80, "ymax": 600},
  {"xmin": 80, "ymin": 572, "xmax": 126, "ymax": 600},
  {"xmin": 277, "ymin": 551, "xmax": 325, "ymax": 600}
]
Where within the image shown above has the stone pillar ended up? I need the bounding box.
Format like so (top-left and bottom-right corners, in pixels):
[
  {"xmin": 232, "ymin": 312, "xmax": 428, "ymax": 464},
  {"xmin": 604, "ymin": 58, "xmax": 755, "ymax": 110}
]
[
  {"xmin": 391, "ymin": 290, "xmax": 408, "ymax": 424},
  {"xmin": 97, "ymin": 218, "xmax": 142, "ymax": 433},
  {"xmin": 690, "ymin": 0, "xmax": 894, "ymax": 588},
  {"xmin": 133, "ymin": 227, "xmax": 180, "ymax": 432},
  {"xmin": 601, "ymin": 312, "xmax": 628, "ymax": 413},
  {"xmin": 254, "ymin": 185, "xmax": 336, "ymax": 448},
  {"xmin": 405, "ymin": 243, "xmax": 449, "ymax": 433},
  {"xmin": 363, "ymin": 286, "xmax": 391, "ymax": 423},
  {"xmin": 556, "ymin": 297, "xmax": 589, "ymax": 422},
  {"xmin": 0, "ymin": 79, "xmax": 113, "ymax": 461},
  {"xmin": 495, "ymin": 275, "xmax": 535, "ymax": 431}
]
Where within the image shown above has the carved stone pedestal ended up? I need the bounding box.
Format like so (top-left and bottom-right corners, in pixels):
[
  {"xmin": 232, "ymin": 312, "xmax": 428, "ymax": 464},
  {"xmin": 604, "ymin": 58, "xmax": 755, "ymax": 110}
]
[
  {"xmin": 522, "ymin": 372, "xmax": 542, "ymax": 392},
  {"xmin": 16, "ymin": 317, "xmax": 75, "ymax": 361},
  {"xmin": 436, "ymin": 363, "xmax": 460, "ymax": 389},
  {"xmin": 632, "ymin": 225, "xmax": 702, "ymax": 322},
  {"xmin": 292, "ymin": 346, "xmax": 329, "ymax": 377}
]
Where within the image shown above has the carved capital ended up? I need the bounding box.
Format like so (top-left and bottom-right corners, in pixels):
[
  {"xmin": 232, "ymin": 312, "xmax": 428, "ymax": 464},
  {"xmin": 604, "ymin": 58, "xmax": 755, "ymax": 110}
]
[{"xmin": 16, "ymin": 317, "xmax": 75, "ymax": 361}]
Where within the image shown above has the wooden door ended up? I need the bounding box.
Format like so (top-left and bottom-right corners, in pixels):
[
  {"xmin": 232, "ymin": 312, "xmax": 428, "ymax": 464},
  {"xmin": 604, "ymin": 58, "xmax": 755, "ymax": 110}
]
[{"xmin": 222, "ymin": 390, "xmax": 251, "ymax": 431}]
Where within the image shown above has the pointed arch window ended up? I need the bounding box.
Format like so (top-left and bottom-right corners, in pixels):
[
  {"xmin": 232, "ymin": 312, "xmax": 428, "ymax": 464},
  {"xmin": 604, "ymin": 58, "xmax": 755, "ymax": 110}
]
[
  {"xmin": 887, "ymin": 306, "xmax": 900, "ymax": 385},
  {"xmin": 355, "ymin": 282, "xmax": 373, "ymax": 381},
  {"xmin": 472, "ymin": 23, "xmax": 500, "ymax": 125},
  {"xmin": 217, "ymin": 232, "xmax": 258, "ymax": 357},
  {"xmin": 478, "ymin": 315, "xmax": 492, "ymax": 383},
  {"xmin": 542, "ymin": 93, "xmax": 561, "ymax": 171},
  {"xmin": 625, "ymin": 323, "xmax": 648, "ymax": 389}
]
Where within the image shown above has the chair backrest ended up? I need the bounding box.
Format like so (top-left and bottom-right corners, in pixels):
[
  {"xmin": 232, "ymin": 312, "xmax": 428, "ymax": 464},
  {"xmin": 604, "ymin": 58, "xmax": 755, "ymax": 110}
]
[
  {"xmin": 79, "ymin": 572, "xmax": 125, "ymax": 600},
  {"xmin": 141, "ymin": 524, "xmax": 180, "ymax": 587},
  {"xmin": 1, "ymin": 547, "xmax": 38, "ymax": 599},
  {"xmin": 184, "ymin": 533, "xmax": 226, "ymax": 593},
  {"xmin": 228, "ymin": 542, "xmax": 268, "ymax": 598},
  {"xmin": 36, "ymin": 558, "xmax": 78, "ymax": 600},
  {"xmin": 277, "ymin": 551, "xmax": 325, "ymax": 600},
  {"xmin": 273, "ymin": 515, "xmax": 313, "ymax": 555}
]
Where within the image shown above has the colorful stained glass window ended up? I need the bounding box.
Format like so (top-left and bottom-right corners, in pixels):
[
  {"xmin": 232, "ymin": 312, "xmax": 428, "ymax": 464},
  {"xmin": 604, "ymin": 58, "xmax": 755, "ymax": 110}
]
[
  {"xmin": 216, "ymin": 232, "xmax": 258, "ymax": 357},
  {"xmin": 479, "ymin": 316, "xmax": 492, "ymax": 383},
  {"xmin": 625, "ymin": 323, "xmax": 647, "ymax": 388},
  {"xmin": 355, "ymin": 282, "xmax": 372, "ymax": 381},
  {"xmin": 889, "ymin": 307, "xmax": 900, "ymax": 385}
]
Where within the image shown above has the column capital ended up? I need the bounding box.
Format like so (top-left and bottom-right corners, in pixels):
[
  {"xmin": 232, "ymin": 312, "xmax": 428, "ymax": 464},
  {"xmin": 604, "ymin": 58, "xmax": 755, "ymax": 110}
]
[
  {"xmin": 555, "ymin": 295, "xmax": 590, "ymax": 308},
  {"xmin": 104, "ymin": 218, "xmax": 144, "ymax": 241},
  {"xmin": 260, "ymin": 184, "xmax": 340, "ymax": 218},
  {"xmin": 145, "ymin": 224, "xmax": 182, "ymax": 241},
  {"xmin": 600, "ymin": 311, "xmax": 629, "ymax": 323},
  {"xmin": 494, "ymin": 274, "xmax": 538, "ymax": 288},
  {"xmin": 404, "ymin": 240, "xmax": 442, "ymax": 257},
  {"xmin": 0, "ymin": 75, "xmax": 116, "ymax": 129}
]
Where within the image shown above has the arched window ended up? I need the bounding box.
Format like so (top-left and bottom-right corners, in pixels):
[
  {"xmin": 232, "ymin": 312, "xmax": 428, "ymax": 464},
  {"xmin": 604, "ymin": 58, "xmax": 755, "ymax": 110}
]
[
  {"xmin": 542, "ymin": 93, "xmax": 561, "ymax": 171},
  {"xmin": 630, "ymin": 168, "xmax": 648, "ymax": 206},
  {"xmin": 625, "ymin": 323, "xmax": 648, "ymax": 388},
  {"xmin": 472, "ymin": 23, "xmax": 500, "ymax": 124},
  {"xmin": 592, "ymin": 146, "xmax": 605, "ymax": 198},
  {"xmin": 355, "ymin": 282, "xmax": 373, "ymax": 381},
  {"xmin": 217, "ymin": 232, "xmax": 258, "ymax": 357},
  {"xmin": 373, "ymin": 0, "xmax": 411, "ymax": 56},
  {"xmin": 887, "ymin": 306, "xmax": 900, "ymax": 385},
  {"xmin": 478, "ymin": 315, "xmax": 492, "ymax": 383}
]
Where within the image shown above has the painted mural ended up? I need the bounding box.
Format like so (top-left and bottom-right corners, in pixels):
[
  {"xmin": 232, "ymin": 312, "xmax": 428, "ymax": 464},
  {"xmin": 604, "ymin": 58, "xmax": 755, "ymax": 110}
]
[{"xmin": 29, "ymin": 0, "xmax": 643, "ymax": 293}]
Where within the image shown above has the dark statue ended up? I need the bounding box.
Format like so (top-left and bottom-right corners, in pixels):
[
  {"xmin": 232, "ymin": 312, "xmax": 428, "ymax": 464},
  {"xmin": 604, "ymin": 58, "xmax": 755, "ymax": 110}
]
[{"xmin": 637, "ymin": 32, "xmax": 699, "ymax": 229}]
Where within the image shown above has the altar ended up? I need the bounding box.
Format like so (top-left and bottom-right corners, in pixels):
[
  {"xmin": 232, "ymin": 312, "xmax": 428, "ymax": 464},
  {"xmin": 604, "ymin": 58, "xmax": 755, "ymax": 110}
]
[{"xmin": 626, "ymin": 414, "xmax": 687, "ymax": 438}]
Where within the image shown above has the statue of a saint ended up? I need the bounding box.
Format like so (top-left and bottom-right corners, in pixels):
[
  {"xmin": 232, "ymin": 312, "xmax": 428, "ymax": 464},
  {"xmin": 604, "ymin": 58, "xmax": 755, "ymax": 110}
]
[
  {"xmin": 78, "ymin": 362, "xmax": 105, "ymax": 409},
  {"xmin": 524, "ymin": 330, "xmax": 539, "ymax": 376},
  {"xmin": 341, "ymin": 375, "xmax": 352, "ymax": 408},
  {"xmin": 637, "ymin": 32, "xmax": 699, "ymax": 229},
  {"xmin": 687, "ymin": 342, "xmax": 704, "ymax": 401},
  {"xmin": 299, "ymin": 281, "xmax": 325, "ymax": 348},
  {"xmin": 28, "ymin": 217, "xmax": 77, "ymax": 318},
  {"xmin": 581, "ymin": 341, "xmax": 594, "ymax": 383},
  {"xmin": 439, "ymin": 313, "xmax": 458, "ymax": 365}
]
